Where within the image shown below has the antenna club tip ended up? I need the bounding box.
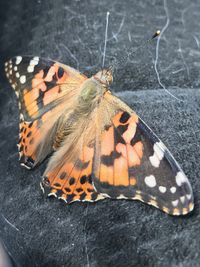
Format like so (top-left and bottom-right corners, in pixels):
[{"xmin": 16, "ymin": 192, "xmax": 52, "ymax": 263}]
[
  {"xmin": 107, "ymin": 11, "xmax": 110, "ymax": 15},
  {"xmin": 152, "ymin": 30, "xmax": 161, "ymax": 39}
]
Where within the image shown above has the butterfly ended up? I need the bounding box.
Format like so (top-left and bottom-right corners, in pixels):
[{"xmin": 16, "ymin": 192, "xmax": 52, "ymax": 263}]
[{"xmin": 4, "ymin": 56, "xmax": 194, "ymax": 216}]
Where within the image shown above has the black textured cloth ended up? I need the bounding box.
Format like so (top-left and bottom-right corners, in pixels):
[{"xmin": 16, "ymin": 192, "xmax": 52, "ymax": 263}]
[{"xmin": 0, "ymin": 0, "xmax": 200, "ymax": 266}]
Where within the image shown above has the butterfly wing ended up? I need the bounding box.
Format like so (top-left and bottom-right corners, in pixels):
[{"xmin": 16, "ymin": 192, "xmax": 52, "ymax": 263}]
[
  {"xmin": 5, "ymin": 56, "xmax": 87, "ymax": 168},
  {"xmin": 39, "ymin": 91, "xmax": 193, "ymax": 215},
  {"xmin": 92, "ymin": 93, "xmax": 194, "ymax": 216},
  {"xmin": 41, "ymin": 115, "xmax": 103, "ymax": 203}
]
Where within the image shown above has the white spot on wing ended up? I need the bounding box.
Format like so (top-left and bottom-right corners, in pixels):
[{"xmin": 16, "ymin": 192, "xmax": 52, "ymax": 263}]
[
  {"xmin": 27, "ymin": 65, "xmax": 34, "ymax": 73},
  {"xmin": 180, "ymin": 196, "xmax": 185, "ymax": 203},
  {"xmin": 149, "ymin": 154, "xmax": 160, "ymax": 168},
  {"xmin": 175, "ymin": 171, "xmax": 188, "ymax": 186},
  {"xmin": 159, "ymin": 186, "xmax": 166, "ymax": 193},
  {"xmin": 144, "ymin": 175, "xmax": 156, "ymax": 188},
  {"xmin": 20, "ymin": 75, "xmax": 26, "ymax": 84},
  {"xmin": 172, "ymin": 199, "xmax": 179, "ymax": 207},
  {"xmin": 149, "ymin": 141, "xmax": 165, "ymax": 168},
  {"xmin": 33, "ymin": 56, "xmax": 39, "ymax": 61},
  {"xmin": 170, "ymin": 187, "xmax": 176, "ymax": 193},
  {"xmin": 16, "ymin": 56, "xmax": 22, "ymax": 65},
  {"xmin": 27, "ymin": 57, "xmax": 39, "ymax": 73}
]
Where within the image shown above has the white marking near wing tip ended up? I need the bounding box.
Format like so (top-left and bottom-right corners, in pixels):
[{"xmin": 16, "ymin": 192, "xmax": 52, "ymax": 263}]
[
  {"xmin": 172, "ymin": 199, "xmax": 179, "ymax": 207},
  {"xmin": 149, "ymin": 141, "xmax": 165, "ymax": 168},
  {"xmin": 16, "ymin": 72, "xmax": 20, "ymax": 78},
  {"xmin": 170, "ymin": 187, "xmax": 176, "ymax": 193},
  {"xmin": 159, "ymin": 186, "xmax": 167, "ymax": 193},
  {"xmin": 149, "ymin": 154, "xmax": 160, "ymax": 168},
  {"xmin": 27, "ymin": 57, "xmax": 39, "ymax": 73},
  {"xmin": 5, "ymin": 62, "xmax": 8, "ymax": 67},
  {"xmin": 33, "ymin": 56, "xmax": 39, "ymax": 61},
  {"xmin": 186, "ymin": 194, "xmax": 192, "ymax": 200},
  {"xmin": 175, "ymin": 171, "xmax": 188, "ymax": 186},
  {"xmin": 16, "ymin": 56, "xmax": 22, "ymax": 65},
  {"xmin": 20, "ymin": 75, "xmax": 26, "ymax": 84},
  {"xmin": 144, "ymin": 175, "xmax": 157, "ymax": 188},
  {"xmin": 180, "ymin": 196, "xmax": 185, "ymax": 203},
  {"xmin": 27, "ymin": 65, "xmax": 34, "ymax": 73},
  {"xmin": 14, "ymin": 66, "xmax": 18, "ymax": 71}
]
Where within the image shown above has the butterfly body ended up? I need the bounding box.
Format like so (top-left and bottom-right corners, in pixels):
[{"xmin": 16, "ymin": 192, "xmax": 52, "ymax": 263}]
[{"xmin": 5, "ymin": 56, "xmax": 194, "ymax": 215}]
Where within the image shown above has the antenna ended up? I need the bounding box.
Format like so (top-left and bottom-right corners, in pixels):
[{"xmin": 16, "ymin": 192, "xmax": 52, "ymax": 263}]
[
  {"xmin": 102, "ymin": 11, "xmax": 110, "ymax": 68},
  {"xmin": 110, "ymin": 30, "xmax": 160, "ymax": 71}
]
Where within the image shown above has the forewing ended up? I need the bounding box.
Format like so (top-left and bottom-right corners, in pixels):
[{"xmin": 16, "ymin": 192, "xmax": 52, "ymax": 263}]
[
  {"xmin": 92, "ymin": 95, "xmax": 194, "ymax": 216},
  {"xmin": 5, "ymin": 56, "xmax": 87, "ymax": 168}
]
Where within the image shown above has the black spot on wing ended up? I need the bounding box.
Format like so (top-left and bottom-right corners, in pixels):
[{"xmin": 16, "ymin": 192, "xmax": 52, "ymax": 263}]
[
  {"xmin": 28, "ymin": 122, "xmax": 33, "ymax": 128},
  {"xmin": 76, "ymin": 188, "xmax": 83, "ymax": 193},
  {"xmin": 58, "ymin": 67, "xmax": 64, "ymax": 79},
  {"xmin": 42, "ymin": 66, "xmax": 51, "ymax": 78},
  {"xmin": 65, "ymin": 187, "xmax": 71, "ymax": 193},
  {"xmin": 80, "ymin": 175, "xmax": 87, "ymax": 184},
  {"xmin": 117, "ymin": 124, "xmax": 129, "ymax": 135},
  {"xmin": 114, "ymin": 127, "xmax": 126, "ymax": 145},
  {"xmin": 119, "ymin": 112, "xmax": 130, "ymax": 124},
  {"xmin": 104, "ymin": 124, "xmax": 111, "ymax": 131},
  {"xmin": 91, "ymin": 192, "xmax": 98, "ymax": 201},
  {"xmin": 54, "ymin": 183, "xmax": 61, "ymax": 187},
  {"xmin": 76, "ymin": 159, "xmax": 90, "ymax": 170},
  {"xmin": 101, "ymin": 151, "xmax": 122, "ymax": 166},
  {"xmin": 80, "ymin": 192, "xmax": 87, "ymax": 200},
  {"xmin": 67, "ymin": 193, "xmax": 76, "ymax": 202},
  {"xmin": 69, "ymin": 177, "xmax": 75, "ymax": 185},
  {"xmin": 37, "ymin": 90, "xmax": 45, "ymax": 110},
  {"xmin": 60, "ymin": 172, "xmax": 67, "ymax": 180}
]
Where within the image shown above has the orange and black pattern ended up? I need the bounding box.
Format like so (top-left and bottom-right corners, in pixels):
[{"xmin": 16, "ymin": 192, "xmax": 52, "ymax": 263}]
[
  {"xmin": 4, "ymin": 56, "xmax": 194, "ymax": 216},
  {"xmin": 93, "ymin": 111, "xmax": 194, "ymax": 215}
]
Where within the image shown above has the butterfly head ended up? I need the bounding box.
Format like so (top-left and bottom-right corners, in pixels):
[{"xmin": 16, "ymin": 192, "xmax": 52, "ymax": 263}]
[{"xmin": 94, "ymin": 68, "xmax": 113, "ymax": 86}]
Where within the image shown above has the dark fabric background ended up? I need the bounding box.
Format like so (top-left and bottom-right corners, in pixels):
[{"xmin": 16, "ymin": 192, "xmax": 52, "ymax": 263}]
[{"xmin": 0, "ymin": 0, "xmax": 200, "ymax": 266}]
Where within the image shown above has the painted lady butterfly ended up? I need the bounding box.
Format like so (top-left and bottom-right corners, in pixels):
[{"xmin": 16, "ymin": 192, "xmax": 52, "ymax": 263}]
[{"xmin": 4, "ymin": 56, "xmax": 194, "ymax": 215}]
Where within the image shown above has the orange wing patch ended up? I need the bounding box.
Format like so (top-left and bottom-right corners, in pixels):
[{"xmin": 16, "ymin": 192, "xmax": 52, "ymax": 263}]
[
  {"xmin": 97, "ymin": 111, "xmax": 143, "ymax": 188},
  {"xmin": 22, "ymin": 63, "xmax": 86, "ymax": 119}
]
